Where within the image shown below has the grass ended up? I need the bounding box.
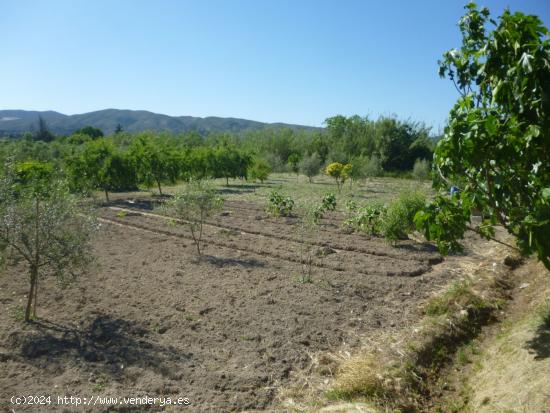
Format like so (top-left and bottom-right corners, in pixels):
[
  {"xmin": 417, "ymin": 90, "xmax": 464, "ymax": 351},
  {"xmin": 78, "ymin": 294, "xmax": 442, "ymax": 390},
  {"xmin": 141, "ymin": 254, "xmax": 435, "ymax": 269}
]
[
  {"xmin": 424, "ymin": 280, "xmax": 493, "ymax": 317},
  {"xmin": 159, "ymin": 173, "xmax": 432, "ymax": 212},
  {"xmin": 328, "ymin": 268, "xmax": 512, "ymax": 412}
]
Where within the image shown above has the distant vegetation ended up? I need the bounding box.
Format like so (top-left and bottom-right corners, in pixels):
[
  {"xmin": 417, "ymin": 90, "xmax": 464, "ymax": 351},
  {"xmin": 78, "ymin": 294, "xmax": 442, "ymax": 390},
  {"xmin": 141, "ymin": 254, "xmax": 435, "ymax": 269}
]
[{"xmin": 0, "ymin": 113, "xmax": 437, "ymax": 202}]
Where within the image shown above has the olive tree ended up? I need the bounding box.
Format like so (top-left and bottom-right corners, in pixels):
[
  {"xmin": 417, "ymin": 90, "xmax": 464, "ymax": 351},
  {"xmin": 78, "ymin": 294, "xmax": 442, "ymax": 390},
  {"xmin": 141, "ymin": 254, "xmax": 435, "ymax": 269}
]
[
  {"xmin": 415, "ymin": 3, "xmax": 550, "ymax": 268},
  {"xmin": 163, "ymin": 180, "xmax": 224, "ymax": 257},
  {"xmin": 0, "ymin": 162, "xmax": 96, "ymax": 322}
]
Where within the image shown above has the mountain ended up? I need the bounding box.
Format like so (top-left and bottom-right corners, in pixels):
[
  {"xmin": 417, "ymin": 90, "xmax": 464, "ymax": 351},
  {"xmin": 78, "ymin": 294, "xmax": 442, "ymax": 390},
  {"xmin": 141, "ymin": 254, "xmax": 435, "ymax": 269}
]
[{"xmin": 0, "ymin": 109, "xmax": 320, "ymax": 136}]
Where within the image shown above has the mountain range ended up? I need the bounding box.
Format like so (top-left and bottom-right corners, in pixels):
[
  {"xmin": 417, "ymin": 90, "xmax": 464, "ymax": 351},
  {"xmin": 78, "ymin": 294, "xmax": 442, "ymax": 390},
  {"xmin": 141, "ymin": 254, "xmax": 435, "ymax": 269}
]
[{"xmin": 0, "ymin": 109, "xmax": 320, "ymax": 136}]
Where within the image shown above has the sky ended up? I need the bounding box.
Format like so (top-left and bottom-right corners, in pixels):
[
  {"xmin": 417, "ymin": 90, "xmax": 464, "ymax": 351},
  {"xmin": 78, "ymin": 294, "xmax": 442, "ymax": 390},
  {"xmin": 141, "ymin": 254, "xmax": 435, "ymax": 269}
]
[{"xmin": 1, "ymin": 0, "xmax": 549, "ymax": 130}]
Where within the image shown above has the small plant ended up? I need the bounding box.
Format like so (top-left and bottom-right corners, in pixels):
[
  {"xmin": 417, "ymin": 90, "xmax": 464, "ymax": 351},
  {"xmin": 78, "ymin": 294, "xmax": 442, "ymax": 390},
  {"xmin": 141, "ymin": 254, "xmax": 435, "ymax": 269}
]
[
  {"xmin": 344, "ymin": 203, "xmax": 387, "ymax": 235},
  {"xmin": 163, "ymin": 180, "xmax": 224, "ymax": 256},
  {"xmin": 321, "ymin": 193, "xmax": 337, "ymax": 211},
  {"xmin": 296, "ymin": 205, "xmax": 319, "ymax": 283},
  {"xmin": 116, "ymin": 211, "xmax": 127, "ymax": 218},
  {"xmin": 345, "ymin": 199, "xmax": 358, "ymax": 213},
  {"xmin": 267, "ymin": 191, "xmax": 294, "ymax": 217}
]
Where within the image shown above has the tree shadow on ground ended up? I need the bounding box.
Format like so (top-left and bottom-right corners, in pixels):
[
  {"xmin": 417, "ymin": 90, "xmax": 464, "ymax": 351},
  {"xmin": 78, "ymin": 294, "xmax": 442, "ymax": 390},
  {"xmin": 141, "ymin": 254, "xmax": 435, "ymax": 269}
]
[
  {"xmin": 110, "ymin": 198, "xmax": 160, "ymax": 211},
  {"xmin": 395, "ymin": 241, "xmax": 440, "ymax": 254},
  {"xmin": 10, "ymin": 314, "xmax": 191, "ymax": 379},
  {"xmin": 216, "ymin": 186, "xmax": 257, "ymax": 195},
  {"xmin": 203, "ymin": 255, "xmax": 266, "ymax": 268},
  {"xmin": 525, "ymin": 320, "xmax": 550, "ymax": 360}
]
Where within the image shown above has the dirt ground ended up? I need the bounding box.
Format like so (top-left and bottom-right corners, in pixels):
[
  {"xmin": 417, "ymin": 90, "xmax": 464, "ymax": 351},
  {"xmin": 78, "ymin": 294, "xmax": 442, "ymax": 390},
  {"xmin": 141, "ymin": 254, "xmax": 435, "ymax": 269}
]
[{"xmin": 1, "ymin": 198, "xmax": 455, "ymax": 412}]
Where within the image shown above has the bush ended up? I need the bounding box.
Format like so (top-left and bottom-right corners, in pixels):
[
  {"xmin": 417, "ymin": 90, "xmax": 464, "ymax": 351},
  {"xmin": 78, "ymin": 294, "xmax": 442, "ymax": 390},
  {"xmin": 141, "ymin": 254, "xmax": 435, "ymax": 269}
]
[
  {"xmin": 344, "ymin": 202, "xmax": 387, "ymax": 235},
  {"xmin": 267, "ymin": 191, "xmax": 294, "ymax": 217},
  {"xmin": 412, "ymin": 158, "xmax": 430, "ymax": 180},
  {"xmin": 364, "ymin": 155, "xmax": 383, "ymax": 177},
  {"xmin": 382, "ymin": 191, "xmax": 426, "ymax": 242},
  {"xmin": 299, "ymin": 152, "xmax": 322, "ymax": 183},
  {"xmin": 321, "ymin": 193, "xmax": 337, "ymax": 211}
]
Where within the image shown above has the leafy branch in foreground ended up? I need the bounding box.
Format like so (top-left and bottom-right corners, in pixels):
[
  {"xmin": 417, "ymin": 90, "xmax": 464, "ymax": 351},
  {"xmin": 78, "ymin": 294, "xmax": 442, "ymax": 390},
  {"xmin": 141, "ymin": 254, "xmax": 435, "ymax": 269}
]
[{"xmin": 417, "ymin": 2, "xmax": 550, "ymax": 268}]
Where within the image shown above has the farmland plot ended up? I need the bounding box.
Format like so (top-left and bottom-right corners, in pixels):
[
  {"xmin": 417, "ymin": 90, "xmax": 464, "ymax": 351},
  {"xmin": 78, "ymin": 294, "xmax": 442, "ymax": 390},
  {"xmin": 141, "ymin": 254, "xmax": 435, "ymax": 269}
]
[{"xmin": 1, "ymin": 196, "xmax": 456, "ymax": 412}]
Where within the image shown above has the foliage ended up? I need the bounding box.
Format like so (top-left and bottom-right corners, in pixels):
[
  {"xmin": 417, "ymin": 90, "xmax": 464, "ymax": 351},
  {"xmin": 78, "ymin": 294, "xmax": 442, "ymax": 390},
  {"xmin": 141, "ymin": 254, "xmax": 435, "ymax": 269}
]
[
  {"xmin": 74, "ymin": 126, "xmax": 104, "ymax": 139},
  {"xmin": 0, "ymin": 162, "xmax": 96, "ymax": 322},
  {"xmin": 267, "ymin": 191, "xmax": 294, "ymax": 217},
  {"xmin": 364, "ymin": 155, "xmax": 383, "ymax": 177},
  {"xmin": 247, "ymin": 158, "xmax": 271, "ymax": 183},
  {"xmin": 34, "ymin": 116, "xmax": 55, "ymax": 142},
  {"xmin": 288, "ymin": 153, "xmax": 301, "ymax": 176},
  {"xmin": 325, "ymin": 162, "xmax": 351, "ymax": 192},
  {"xmin": 382, "ymin": 191, "xmax": 426, "ymax": 242},
  {"xmin": 70, "ymin": 138, "xmax": 135, "ymax": 201},
  {"xmin": 412, "ymin": 158, "xmax": 430, "ymax": 180},
  {"xmin": 298, "ymin": 152, "xmax": 322, "ymax": 183},
  {"xmin": 419, "ymin": 3, "xmax": 550, "ymax": 268},
  {"xmin": 163, "ymin": 180, "xmax": 224, "ymax": 256},
  {"xmin": 128, "ymin": 133, "xmax": 178, "ymax": 195},
  {"xmin": 321, "ymin": 193, "xmax": 337, "ymax": 211},
  {"xmin": 344, "ymin": 203, "xmax": 387, "ymax": 235}
]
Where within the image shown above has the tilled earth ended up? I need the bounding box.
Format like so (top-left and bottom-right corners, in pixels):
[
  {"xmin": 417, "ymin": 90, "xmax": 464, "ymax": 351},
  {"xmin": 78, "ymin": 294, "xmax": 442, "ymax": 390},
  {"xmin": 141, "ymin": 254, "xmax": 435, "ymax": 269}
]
[{"xmin": 0, "ymin": 199, "xmax": 454, "ymax": 412}]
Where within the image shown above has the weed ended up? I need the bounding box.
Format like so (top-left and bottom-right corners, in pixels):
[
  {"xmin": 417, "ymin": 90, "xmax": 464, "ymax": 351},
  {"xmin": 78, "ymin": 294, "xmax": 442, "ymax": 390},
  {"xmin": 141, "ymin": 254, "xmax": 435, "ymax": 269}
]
[
  {"xmin": 425, "ymin": 280, "xmax": 489, "ymax": 317},
  {"xmin": 12, "ymin": 306, "xmax": 27, "ymax": 322},
  {"xmin": 116, "ymin": 211, "xmax": 127, "ymax": 218},
  {"xmin": 382, "ymin": 191, "xmax": 426, "ymax": 243}
]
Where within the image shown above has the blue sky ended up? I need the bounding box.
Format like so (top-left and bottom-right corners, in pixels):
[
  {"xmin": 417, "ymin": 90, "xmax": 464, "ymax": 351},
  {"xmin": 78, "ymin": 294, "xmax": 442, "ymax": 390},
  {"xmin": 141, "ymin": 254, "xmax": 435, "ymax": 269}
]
[{"xmin": 1, "ymin": 1, "xmax": 548, "ymax": 130}]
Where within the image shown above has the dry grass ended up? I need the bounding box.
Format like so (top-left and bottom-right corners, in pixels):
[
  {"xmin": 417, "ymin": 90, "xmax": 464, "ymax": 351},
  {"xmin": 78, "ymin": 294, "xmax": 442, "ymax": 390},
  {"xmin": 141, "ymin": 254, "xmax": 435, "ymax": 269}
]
[{"xmin": 321, "ymin": 239, "xmax": 516, "ymax": 413}]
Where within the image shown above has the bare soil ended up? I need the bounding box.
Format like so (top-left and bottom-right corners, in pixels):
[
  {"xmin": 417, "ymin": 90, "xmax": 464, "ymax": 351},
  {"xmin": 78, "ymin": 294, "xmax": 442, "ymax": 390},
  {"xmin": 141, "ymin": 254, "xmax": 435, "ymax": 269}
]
[{"xmin": 1, "ymin": 199, "xmax": 454, "ymax": 412}]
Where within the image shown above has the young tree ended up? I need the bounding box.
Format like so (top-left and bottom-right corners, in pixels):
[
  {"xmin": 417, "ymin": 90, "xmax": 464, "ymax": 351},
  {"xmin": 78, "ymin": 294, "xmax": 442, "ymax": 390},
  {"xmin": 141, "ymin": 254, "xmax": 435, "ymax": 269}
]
[
  {"xmin": 415, "ymin": 3, "xmax": 550, "ymax": 268},
  {"xmin": 248, "ymin": 158, "xmax": 271, "ymax": 184},
  {"xmin": 163, "ymin": 180, "xmax": 224, "ymax": 257},
  {"xmin": 325, "ymin": 162, "xmax": 350, "ymax": 192},
  {"xmin": 288, "ymin": 153, "xmax": 301, "ymax": 179},
  {"xmin": 299, "ymin": 152, "xmax": 322, "ymax": 183},
  {"xmin": 0, "ymin": 162, "xmax": 96, "ymax": 322}
]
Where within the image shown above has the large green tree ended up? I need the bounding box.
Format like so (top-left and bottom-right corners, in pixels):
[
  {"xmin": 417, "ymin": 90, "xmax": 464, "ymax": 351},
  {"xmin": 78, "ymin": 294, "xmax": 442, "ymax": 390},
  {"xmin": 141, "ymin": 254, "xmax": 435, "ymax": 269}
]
[{"xmin": 415, "ymin": 3, "xmax": 550, "ymax": 268}]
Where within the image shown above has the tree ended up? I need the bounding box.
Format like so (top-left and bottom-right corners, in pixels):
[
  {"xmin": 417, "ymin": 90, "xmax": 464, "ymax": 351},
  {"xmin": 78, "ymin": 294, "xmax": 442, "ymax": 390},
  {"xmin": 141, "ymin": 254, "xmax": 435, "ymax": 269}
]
[
  {"xmin": 75, "ymin": 139, "xmax": 134, "ymax": 201},
  {"xmin": 128, "ymin": 133, "xmax": 175, "ymax": 195},
  {"xmin": 34, "ymin": 116, "xmax": 55, "ymax": 142},
  {"xmin": 288, "ymin": 153, "xmax": 301, "ymax": 179},
  {"xmin": 163, "ymin": 180, "xmax": 224, "ymax": 256},
  {"xmin": 325, "ymin": 162, "xmax": 350, "ymax": 192},
  {"xmin": 248, "ymin": 158, "xmax": 271, "ymax": 184},
  {"xmin": 415, "ymin": 3, "xmax": 550, "ymax": 268},
  {"xmin": 115, "ymin": 123, "xmax": 124, "ymax": 134},
  {"xmin": 299, "ymin": 152, "xmax": 322, "ymax": 183},
  {"xmin": 74, "ymin": 126, "xmax": 104, "ymax": 139},
  {"xmin": 0, "ymin": 162, "xmax": 96, "ymax": 322}
]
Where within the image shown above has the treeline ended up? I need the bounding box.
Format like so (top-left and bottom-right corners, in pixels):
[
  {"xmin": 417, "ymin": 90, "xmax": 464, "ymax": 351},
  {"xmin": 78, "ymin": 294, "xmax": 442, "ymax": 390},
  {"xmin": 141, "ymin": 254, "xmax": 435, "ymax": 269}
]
[{"xmin": 0, "ymin": 115, "xmax": 437, "ymax": 199}]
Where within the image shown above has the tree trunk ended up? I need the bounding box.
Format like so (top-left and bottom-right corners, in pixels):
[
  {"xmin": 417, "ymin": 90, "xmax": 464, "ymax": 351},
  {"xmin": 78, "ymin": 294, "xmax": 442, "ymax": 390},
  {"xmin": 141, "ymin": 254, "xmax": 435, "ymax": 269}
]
[
  {"xmin": 226, "ymin": 177, "xmax": 229, "ymax": 186},
  {"xmin": 104, "ymin": 189, "xmax": 110, "ymax": 202},
  {"xmin": 33, "ymin": 271, "xmax": 38, "ymax": 318},
  {"xmin": 25, "ymin": 267, "xmax": 37, "ymax": 322},
  {"xmin": 157, "ymin": 179, "xmax": 163, "ymax": 196}
]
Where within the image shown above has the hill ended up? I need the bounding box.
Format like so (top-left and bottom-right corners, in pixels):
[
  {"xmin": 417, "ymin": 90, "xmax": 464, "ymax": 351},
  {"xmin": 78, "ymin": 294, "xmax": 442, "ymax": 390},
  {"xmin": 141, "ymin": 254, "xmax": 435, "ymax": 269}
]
[{"xmin": 0, "ymin": 109, "xmax": 320, "ymax": 136}]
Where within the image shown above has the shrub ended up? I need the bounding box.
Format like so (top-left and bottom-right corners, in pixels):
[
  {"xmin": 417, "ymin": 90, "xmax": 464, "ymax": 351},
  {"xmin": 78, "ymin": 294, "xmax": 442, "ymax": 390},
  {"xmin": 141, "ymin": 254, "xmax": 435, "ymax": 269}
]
[
  {"xmin": 247, "ymin": 158, "xmax": 271, "ymax": 183},
  {"xmin": 267, "ymin": 191, "xmax": 294, "ymax": 217},
  {"xmin": 299, "ymin": 152, "xmax": 322, "ymax": 183},
  {"xmin": 344, "ymin": 202, "xmax": 387, "ymax": 235},
  {"xmin": 364, "ymin": 155, "xmax": 383, "ymax": 177},
  {"xmin": 412, "ymin": 158, "xmax": 430, "ymax": 180},
  {"xmin": 321, "ymin": 193, "xmax": 337, "ymax": 211},
  {"xmin": 382, "ymin": 191, "xmax": 426, "ymax": 242}
]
